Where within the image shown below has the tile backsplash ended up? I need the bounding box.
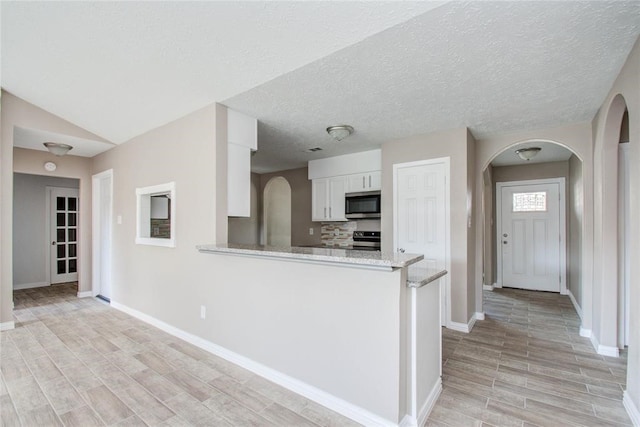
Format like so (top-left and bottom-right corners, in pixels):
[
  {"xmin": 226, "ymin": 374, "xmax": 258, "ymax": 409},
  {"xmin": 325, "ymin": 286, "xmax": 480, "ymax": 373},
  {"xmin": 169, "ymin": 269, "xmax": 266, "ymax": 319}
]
[{"xmin": 321, "ymin": 222, "xmax": 357, "ymax": 247}]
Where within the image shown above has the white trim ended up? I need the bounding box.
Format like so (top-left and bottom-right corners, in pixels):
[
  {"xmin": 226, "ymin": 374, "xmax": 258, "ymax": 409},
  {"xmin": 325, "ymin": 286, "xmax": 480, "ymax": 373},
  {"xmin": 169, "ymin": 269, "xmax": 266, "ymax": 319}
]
[
  {"xmin": 623, "ymin": 391, "xmax": 640, "ymax": 426},
  {"xmin": 567, "ymin": 289, "xmax": 583, "ymax": 319},
  {"xmin": 92, "ymin": 169, "xmax": 114, "ymax": 299},
  {"xmin": 496, "ymin": 178, "xmax": 567, "ymax": 293},
  {"xmin": 418, "ymin": 379, "xmax": 442, "ymax": 427},
  {"xmin": 13, "ymin": 282, "xmax": 49, "ymax": 290},
  {"xmin": 393, "ymin": 157, "xmax": 451, "ymax": 327},
  {"xmin": 483, "ymin": 284, "xmax": 494, "ymax": 291},
  {"xmin": 579, "ymin": 328, "xmax": 592, "ymax": 338},
  {"xmin": 589, "ymin": 332, "xmax": 620, "ymax": 357},
  {"xmin": 448, "ymin": 312, "xmax": 480, "ymax": 333},
  {"xmin": 400, "ymin": 379, "xmax": 442, "ymax": 427},
  {"xmin": 0, "ymin": 321, "xmax": 15, "ymax": 331},
  {"xmin": 111, "ymin": 300, "xmax": 398, "ymax": 427}
]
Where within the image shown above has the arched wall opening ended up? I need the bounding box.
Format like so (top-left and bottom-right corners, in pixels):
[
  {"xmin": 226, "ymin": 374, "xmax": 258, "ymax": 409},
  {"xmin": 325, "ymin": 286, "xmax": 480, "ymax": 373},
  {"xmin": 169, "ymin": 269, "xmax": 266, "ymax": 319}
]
[
  {"xmin": 263, "ymin": 176, "xmax": 292, "ymax": 247},
  {"xmin": 474, "ymin": 129, "xmax": 593, "ymax": 335},
  {"xmin": 593, "ymin": 94, "xmax": 629, "ymax": 356}
]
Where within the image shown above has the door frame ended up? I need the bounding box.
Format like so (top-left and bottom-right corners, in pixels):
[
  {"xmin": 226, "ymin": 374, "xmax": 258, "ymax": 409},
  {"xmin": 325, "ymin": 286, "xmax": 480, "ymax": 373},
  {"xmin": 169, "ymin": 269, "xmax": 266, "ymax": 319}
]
[
  {"xmin": 496, "ymin": 177, "xmax": 567, "ymax": 294},
  {"xmin": 393, "ymin": 157, "xmax": 451, "ymax": 326},
  {"xmin": 92, "ymin": 169, "xmax": 114, "ymax": 299}
]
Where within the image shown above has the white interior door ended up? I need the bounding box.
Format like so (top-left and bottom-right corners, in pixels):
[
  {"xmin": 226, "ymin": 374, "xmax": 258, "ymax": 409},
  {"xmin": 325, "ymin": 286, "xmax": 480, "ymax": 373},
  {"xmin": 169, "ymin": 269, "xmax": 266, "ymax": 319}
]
[
  {"xmin": 50, "ymin": 187, "xmax": 79, "ymax": 284},
  {"xmin": 395, "ymin": 159, "xmax": 449, "ymax": 325},
  {"xmin": 93, "ymin": 170, "xmax": 113, "ymax": 300},
  {"xmin": 498, "ymin": 181, "xmax": 562, "ymax": 292}
]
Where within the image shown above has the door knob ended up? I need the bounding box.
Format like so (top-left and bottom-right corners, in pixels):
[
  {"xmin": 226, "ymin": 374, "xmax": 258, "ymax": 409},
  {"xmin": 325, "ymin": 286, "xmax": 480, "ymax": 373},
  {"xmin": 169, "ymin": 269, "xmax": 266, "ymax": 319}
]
[
  {"xmin": 51, "ymin": 241, "xmax": 56, "ymax": 245},
  {"xmin": 503, "ymin": 241, "xmax": 508, "ymax": 244},
  {"xmin": 398, "ymin": 248, "xmax": 405, "ymax": 253}
]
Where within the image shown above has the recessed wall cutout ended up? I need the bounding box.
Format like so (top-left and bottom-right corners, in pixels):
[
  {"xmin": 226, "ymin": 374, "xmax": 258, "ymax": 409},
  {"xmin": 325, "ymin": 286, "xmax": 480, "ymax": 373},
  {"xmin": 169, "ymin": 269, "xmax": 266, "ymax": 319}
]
[{"xmin": 136, "ymin": 182, "xmax": 176, "ymax": 247}]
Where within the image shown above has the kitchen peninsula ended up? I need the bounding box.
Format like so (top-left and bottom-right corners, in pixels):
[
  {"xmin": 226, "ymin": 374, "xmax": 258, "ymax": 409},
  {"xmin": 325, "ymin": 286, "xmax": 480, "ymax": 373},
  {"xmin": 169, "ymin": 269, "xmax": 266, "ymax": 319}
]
[{"xmin": 197, "ymin": 243, "xmax": 446, "ymax": 426}]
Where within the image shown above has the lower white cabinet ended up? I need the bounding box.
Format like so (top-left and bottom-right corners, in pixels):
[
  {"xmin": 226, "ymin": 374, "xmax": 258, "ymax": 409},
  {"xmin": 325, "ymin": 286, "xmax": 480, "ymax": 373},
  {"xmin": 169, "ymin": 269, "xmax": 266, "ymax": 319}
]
[
  {"xmin": 347, "ymin": 171, "xmax": 381, "ymax": 192},
  {"xmin": 312, "ymin": 177, "xmax": 347, "ymax": 221}
]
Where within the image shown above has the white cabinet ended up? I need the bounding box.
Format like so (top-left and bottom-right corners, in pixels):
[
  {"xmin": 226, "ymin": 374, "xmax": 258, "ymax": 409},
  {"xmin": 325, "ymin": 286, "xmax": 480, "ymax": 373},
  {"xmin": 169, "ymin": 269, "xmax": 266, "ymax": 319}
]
[
  {"xmin": 227, "ymin": 108, "xmax": 257, "ymax": 217},
  {"xmin": 312, "ymin": 177, "xmax": 347, "ymax": 222},
  {"xmin": 347, "ymin": 171, "xmax": 381, "ymax": 192}
]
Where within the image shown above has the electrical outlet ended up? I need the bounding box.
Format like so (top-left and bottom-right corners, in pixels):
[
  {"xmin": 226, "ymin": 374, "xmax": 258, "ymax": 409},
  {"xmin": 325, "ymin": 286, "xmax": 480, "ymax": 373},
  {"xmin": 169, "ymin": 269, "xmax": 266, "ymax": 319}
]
[
  {"xmin": 200, "ymin": 305, "xmax": 206, "ymax": 319},
  {"xmin": 309, "ymin": 228, "xmax": 314, "ymax": 235}
]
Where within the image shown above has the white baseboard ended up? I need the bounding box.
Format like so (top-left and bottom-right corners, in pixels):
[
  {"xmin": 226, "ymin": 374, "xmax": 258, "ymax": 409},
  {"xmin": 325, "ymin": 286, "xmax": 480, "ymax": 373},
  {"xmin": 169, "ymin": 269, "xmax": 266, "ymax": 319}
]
[
  {"xmin": 624, "ymin": 391, "xmax": 640, "ymax": 426},
  {"xmin": 77, "ymin": 291, "xmax": 94, "ymax": 298},
  {"xmin": 448, "ymin": 313, "xmax": 478, "ymax": 333},
  {"xmin": 493, "ymin": 282, "xmax": 502, "ymax": 289},
  {"xmin": 589, "ymin": 332, "xmax": 620, "ymax": 357},
  {"xmin": 111, "ymin": 300, "xmax": 398, "ymax": 427},
  {"xmin": 0, "ymin": 321, "xmax": 15, "ymax": 331},
  {"xmin": 13, "ymin": 281, "xmax": 49, "ymax": 290},
  {"xmin": 482, "ymin": 284, "xmax": 493, "ymax": 291},
  {"xmin": 579, "ymin": 328, "xmax": 592, "ymax": 338},
  {"xmin": 475, "ymin": 312, "xmax": 485, "ymax": 321},
  {"xmin": 567, "ymin": 290, "xmax": 582, "ymax": 319},
  {"xmin": 418, "ymin": 378, "xmax": 442, "ymax": 427},
  {"xmin": 399, "ymin": 378, "xmax": 442, "ymax": 427}
]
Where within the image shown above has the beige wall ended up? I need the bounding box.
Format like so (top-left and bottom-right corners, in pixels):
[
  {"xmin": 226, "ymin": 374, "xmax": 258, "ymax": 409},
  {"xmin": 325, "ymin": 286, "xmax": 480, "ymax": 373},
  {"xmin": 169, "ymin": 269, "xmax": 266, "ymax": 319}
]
[
  {"xmin": 591, "ymin": 36, "xmax": 640, "ymax": 408},
  {"xmin": 568, "ymin": 154, "xmax": 583, "ymax": 309},
  {"xmin": 489, "ymin": 160, "xmax": 570, "ymax": 286},
  {"xmin": 382, "ymin": 127, "xmax": 476, "ymax": 325},
  {"xmin": 260, "ymin": 167, "xmax": 321, "ymax": 247},
  {"xmin": 228, "ymin": 172, "xmax": 261, "ymax": 245},
  {"xmin": 1, "ymin": 91, "xmax": 109, "ymax": 324},
  {"xmin": 91, "ymin": 104, "xmax": 218, "ymax": 324},
  {"xmin": 13, "ymin": 172, "xmax": 79, "ymax": 287}
]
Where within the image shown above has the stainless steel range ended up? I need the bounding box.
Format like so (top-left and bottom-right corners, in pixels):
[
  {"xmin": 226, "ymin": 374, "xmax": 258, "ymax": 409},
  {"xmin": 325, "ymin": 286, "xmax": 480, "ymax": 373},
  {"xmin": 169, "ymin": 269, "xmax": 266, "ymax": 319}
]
[{"xmin": 352, "ymin": 231, "xmax": 381, "ymax": 251}]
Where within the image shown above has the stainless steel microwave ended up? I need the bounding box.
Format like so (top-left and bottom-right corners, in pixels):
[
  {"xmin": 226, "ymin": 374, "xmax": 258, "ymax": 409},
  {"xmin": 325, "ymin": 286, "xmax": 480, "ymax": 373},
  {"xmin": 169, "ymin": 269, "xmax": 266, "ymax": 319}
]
[{"xmin": 345, "ymin": 191, "xmax": 381, "ymax": 219}]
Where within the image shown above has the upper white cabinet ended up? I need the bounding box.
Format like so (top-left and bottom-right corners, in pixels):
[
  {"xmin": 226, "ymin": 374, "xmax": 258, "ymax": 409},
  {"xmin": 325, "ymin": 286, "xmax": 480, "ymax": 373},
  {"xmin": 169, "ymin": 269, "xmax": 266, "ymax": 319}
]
[
  {"xmin": 309, "ymin": 150, "xmax": 381, "ymax": 222},
  {"xmin": 227, "ymin": 108, "xmax": 257, "ymax": 217},
  {"xmin": 312, "ymin": 176, "xmax": 347, "ymax": 222},
  {"xmin": 308, "ymin": 149, "xmax": 381, "ymax": 180},
  {"xmin": 347, "ymin": 171, "xmax": 381, "ymax": 192}
]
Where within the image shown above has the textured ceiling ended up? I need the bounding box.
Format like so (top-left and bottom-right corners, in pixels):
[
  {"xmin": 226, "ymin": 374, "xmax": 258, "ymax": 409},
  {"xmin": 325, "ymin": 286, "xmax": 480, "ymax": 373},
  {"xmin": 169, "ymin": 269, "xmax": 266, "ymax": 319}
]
[
  {"xmin": 2, "ymin": 2, "xmax": 639, "ymax": 171},
  {"xmin": 1, "ymin": 1, "xmax": 442, "ymax": 144},
  {"xmin": 225, "ymin": 1, "xmax": 640, "ymax": 172}
]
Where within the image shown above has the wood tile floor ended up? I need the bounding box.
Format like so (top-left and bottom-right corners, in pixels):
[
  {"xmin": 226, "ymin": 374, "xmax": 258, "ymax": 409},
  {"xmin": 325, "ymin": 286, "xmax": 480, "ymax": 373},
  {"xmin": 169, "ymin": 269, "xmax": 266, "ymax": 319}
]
[
  {"xmin": 1, "ymin": 283, "xmax": 359, "ymax": 426},
  {"xmin": 1, "ymin": 284, "xmax": 631, "ymax": 426},
  {"xmin": 427, "ymin": 287, "xmax": 631, "ymax": 427}
]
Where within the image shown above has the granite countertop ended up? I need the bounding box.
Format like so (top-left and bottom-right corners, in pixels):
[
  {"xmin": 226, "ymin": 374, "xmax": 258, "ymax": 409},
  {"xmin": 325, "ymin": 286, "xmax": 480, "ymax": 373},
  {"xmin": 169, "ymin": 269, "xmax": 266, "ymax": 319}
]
[
  {"xmin": 196, "ymin": 243, "xmax": 423, "ymax": 270},
  {"xmin": 407, "ymin": 266, "xmax": 448, "ymax": 288}
]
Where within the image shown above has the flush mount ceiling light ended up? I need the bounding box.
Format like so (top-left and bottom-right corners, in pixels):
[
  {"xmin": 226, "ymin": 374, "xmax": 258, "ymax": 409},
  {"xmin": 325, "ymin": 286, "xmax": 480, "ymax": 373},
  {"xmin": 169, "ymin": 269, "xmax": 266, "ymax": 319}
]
[
  {"xmin": 43, "ymin": 142, "xmax": 73, "ymax": 156},
  {"xmin": 515, "ymin": 147, "xmax": 541, "ymax": 161},
  {"xmin": 326, "ymin": 125, "xmax": 354, "ymax": 142}
]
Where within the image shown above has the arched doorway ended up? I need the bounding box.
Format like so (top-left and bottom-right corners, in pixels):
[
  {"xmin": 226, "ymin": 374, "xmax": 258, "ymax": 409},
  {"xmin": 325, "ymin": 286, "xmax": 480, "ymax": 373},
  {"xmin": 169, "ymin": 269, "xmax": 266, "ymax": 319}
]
[
  {"xmin": 263, "ymin": 177, "xmax": 291, "ymax": 247},
  {"xmin": 594, "ymin": 94, "xmax": 630, "ymax": 355},
  {"xmin": 480, "ymin": 139, "xmax": 584, "ymax": 318}
]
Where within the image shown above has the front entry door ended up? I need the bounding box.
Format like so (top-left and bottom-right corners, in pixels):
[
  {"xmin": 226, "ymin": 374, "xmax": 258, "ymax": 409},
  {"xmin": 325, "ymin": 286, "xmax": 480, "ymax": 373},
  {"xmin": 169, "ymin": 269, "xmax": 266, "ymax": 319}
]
[
  {"xmin": 498, "ymin": 181, "xmax": 562, "ymax": 292},
  {"xmin": 395, "ymin": 159, "xmax": 448, "ymax": 324},
  {"xmin": 50, "ymin": 187, "xmax": 79, "ymax": 284}
]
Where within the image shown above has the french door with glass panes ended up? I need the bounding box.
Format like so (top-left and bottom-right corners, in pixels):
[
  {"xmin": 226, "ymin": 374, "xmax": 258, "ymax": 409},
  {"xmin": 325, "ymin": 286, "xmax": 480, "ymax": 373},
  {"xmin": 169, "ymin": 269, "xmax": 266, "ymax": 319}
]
[{"xmin": 50, "ymin": 187, "xmax": 79, "ymax": 284}]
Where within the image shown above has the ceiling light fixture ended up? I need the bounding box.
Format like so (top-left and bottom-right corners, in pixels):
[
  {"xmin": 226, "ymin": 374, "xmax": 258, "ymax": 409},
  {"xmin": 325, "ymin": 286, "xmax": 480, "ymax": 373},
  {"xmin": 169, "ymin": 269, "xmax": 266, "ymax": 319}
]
[
  {"xmin": 326, "ymin": 125, "xmax": 354, "ymax": 142},
  {"xmin": 515, "ymin": 147, "xmax": 541, "ymax": 161},
  {"xmin": 44, "ymin": 142, "xmax": 73, "ymax": 156}
]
